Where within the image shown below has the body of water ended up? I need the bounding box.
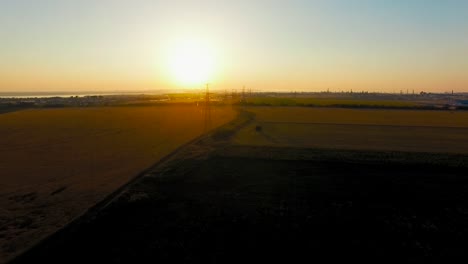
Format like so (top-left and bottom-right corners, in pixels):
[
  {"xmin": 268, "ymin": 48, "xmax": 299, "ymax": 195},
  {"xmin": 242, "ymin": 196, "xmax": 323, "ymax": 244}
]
[{"xmin": 0, "ymin": 91, "xmax": 166, "ymax": 98}]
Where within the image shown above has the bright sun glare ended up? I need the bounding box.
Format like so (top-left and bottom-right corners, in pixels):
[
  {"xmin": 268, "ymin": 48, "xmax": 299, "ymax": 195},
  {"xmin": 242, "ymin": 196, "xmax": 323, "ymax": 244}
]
[{"xmin": 168, "ymin": 39, "xmax": 217, "ymax": 87}]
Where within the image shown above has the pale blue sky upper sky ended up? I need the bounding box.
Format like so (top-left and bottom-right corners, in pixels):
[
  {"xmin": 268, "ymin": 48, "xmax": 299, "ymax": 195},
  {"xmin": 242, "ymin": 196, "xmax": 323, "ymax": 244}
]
[{"xmin": 1, "ymin": 0, "xmax": 467, "ymax": 92}]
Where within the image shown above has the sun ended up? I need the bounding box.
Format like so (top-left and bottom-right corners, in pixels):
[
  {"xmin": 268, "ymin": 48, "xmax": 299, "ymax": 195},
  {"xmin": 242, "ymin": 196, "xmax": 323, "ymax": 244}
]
[{"xmin": 168, "ymin": 39, "xmax": 217, "ymax": 87}]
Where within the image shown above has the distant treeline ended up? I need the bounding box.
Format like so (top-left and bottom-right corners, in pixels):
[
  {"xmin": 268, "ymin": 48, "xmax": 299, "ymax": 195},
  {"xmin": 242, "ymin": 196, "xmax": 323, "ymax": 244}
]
[
  {"xmin": 0, "ymin": 103, "xmax": 33, "ymax": 114},
  {"xmin": 238, "ymin": 97, "xmax": 467, "ymax": 110}
]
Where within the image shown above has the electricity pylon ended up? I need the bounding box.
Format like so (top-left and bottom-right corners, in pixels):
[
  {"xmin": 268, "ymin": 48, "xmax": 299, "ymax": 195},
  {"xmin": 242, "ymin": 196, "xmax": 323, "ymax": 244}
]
[{"xmin": 202, "ymin": 83, "xmax": 212, "ymax": 132}]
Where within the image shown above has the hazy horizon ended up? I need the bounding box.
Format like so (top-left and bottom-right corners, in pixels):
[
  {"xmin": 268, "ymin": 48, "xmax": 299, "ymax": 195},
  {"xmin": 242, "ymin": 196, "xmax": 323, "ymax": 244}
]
[{"xmin": 1, "ymin": 0, "xmax": 468, "ymax": 93}]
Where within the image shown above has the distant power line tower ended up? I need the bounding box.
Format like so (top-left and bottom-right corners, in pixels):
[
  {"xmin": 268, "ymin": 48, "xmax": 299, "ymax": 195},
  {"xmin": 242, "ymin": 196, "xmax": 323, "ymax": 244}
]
[
  {"xmin": 241, "ymin": 86, "xmax": 246, "ymax": 102},
  {"xmin": 202, "ymin": 83, "xmax": 212, "ymax": 132}
]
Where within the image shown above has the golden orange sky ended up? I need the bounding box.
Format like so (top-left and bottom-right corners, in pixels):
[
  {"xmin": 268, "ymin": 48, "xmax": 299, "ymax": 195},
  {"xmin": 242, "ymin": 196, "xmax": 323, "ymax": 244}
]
[{"xmin": 1, "ymin": 1, "xmax": 468, "ymax": 93}]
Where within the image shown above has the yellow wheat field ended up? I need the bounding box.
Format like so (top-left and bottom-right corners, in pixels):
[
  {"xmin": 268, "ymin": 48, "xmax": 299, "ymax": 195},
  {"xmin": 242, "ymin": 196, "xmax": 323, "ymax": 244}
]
[{"xmin": 0, "ymin": 105, "xmax": 235, "ymax": 262}]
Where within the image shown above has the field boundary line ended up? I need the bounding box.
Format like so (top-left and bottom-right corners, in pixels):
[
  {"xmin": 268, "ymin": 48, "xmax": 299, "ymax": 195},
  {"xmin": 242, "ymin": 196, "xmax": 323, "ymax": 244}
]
[{"xmin": 259, "ymin": 121, "xmax": 468, "ymax": 129}]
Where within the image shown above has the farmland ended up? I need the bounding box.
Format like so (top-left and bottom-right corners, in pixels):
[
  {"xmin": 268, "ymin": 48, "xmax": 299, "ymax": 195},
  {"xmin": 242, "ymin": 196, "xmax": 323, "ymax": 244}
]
[
  {"xmin": 234, "ymin": 107, "xmax": 468, "ymax": 153},
  {"xmin": 13, "ymin": 107, "xmax": 468, "ymax": 263},
  {"xmin": 0, "ymin": 105, "xmax": 235, "ymax": 262},
  {"xmin": 8, "ymin": 105, "xmax": 468, "ymax": 263}
]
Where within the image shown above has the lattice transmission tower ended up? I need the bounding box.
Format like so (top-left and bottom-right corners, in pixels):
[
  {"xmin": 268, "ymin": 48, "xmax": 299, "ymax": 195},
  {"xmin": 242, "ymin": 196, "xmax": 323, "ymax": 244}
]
[{"xmin": 202, "ymin": 83, "xmax": 212, "ymax": 132}]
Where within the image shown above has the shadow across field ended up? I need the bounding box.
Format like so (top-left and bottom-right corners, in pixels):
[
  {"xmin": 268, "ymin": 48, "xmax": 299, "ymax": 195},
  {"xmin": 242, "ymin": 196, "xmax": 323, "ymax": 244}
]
[{"xmin": 11, "ymin": 109, "xmax": 468, "ymax": 263}]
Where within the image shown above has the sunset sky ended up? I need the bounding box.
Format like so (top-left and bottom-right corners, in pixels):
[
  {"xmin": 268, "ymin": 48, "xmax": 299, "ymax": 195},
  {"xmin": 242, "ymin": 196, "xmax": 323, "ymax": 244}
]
[{"xmin": 1, "ymin": 0, "xmax": 467, "ymax": 93}]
